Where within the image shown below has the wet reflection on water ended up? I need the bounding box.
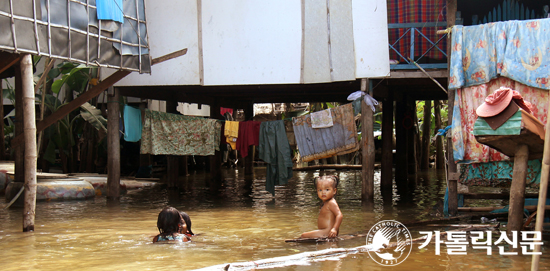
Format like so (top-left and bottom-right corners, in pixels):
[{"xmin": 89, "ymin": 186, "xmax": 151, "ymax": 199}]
[{"xmin": 0, "ymin": 168, "xmax": 548, "ymax": 270}]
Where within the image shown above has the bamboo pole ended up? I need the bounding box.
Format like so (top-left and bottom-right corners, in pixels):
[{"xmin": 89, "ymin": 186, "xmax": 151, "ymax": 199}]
[
  {"xmin": 531, "ymin": 93, "xmax": 550, "ymax": 271},
  {"xmin": 507, "ymin": 144, "xmax": 529, "ymax": 236},
  {"xmin": 106, "ymin": 87, "xmax": 120, "ymax": 199},
  {"xmin": 21, "ymin": 54, "xmax": 37, "ymax": 232}
]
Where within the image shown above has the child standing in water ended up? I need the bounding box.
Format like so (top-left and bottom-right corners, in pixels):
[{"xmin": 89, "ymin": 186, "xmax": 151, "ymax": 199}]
[
  {"xmin": 153, "ymin": 207, "xmax": 190, "ymax": 243},
  {"xmin": 300, "ymin": 175, "xmax": 343, "ymax": 238}
]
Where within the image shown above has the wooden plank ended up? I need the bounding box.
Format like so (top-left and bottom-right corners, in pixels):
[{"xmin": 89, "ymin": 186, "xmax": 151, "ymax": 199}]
[
  {"xmin": 0, "ymin": 52, "xmax": 21, "ymax": 75},
  {"xmin": 462, "ymin": 193, "xmax": 538, "ymax": 200},
  {"xmin": 389, "ymin": 69, "xmax": 447, "ymax": 79}
]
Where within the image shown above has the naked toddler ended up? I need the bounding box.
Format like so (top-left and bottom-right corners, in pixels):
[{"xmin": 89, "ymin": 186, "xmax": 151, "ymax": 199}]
[{"xmin": 300, "ymin": 175, "xmax": 343, "ymax": 238}]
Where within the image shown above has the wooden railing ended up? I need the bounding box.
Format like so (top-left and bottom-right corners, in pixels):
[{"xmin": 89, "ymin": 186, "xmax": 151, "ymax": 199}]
[{"xmin": 388, "ymin": 22, "xmax": 448, "ymax": 70}]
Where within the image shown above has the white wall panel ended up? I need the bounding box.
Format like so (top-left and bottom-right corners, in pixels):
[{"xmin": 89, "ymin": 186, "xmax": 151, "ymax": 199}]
[
  {"xmin": 201, "ymin": 0, "xmax": 302, "ymax": 85},
  {"xmin": 114, "ymin": 0, "xmax": 201, "ymax": 86},
  {"xmin": 328, "ymin": 0, "xmax": 356, "ymax": 82},
  {"xmin": 302, "ymin": 0, "xmax": 331, "ymax": 83},
  {"xmin": 352, "ymin": 0, "xmax": 390, "ymax": 78}
]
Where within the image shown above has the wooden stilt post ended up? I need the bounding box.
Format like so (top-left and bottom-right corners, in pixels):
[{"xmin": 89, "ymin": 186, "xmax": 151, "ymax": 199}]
[
  {"xmin": 434, "ymin": 101, "xmax": 445, "ymax": 169},
  {"xmin": 421, "ymin": 100, "xmax": 431, "ymax": 170},
  {"xmin": 507, "ymin": 144, "xmax": 529, "ymax": 236},
  {"xmin": 407, "ymin": 99, "xmax": 418, "ymax": 174},
  {"xmin": 166, "ymin": 100, "xmax": 179, "ymax": 188},
  {"xmin": 209, "ymin": 100, "xmax": 222, "ymax": 191},
  {"xmin": 0, "ymin": 79, "xmax": 4, "ymax": 161},
  {"xmin": 381, "ymin": 87, "xmax": 394, "ymax": 202},
  {"xmin": 361, "ymin": 79, "xmax": 374, "ymax": 203},
  {"xmin": 245, "ymin": 103, "xmax": 254, "ymax": 175},
  {"xmin": 21, "ymin": 54, "xmax": 37, "ymax": 232},
  {"xmin": 107, "ymin": 87, "xmax": 121, "ymax": 199},
  {"xmin": 447, "ymin": 0, "xmax": 458, "ymax": 216},
  {"xmin": 395, "ymin": 92, "xmax": 408, "ymax": 190},
  {"xmin": 138, "ymin": 101, "xmax": 152, "ymax": 177},
  {"xmin": 14, "ymin": 63, "xmax": 24, "ymax": 183},
  {"xmin": 531, "ymin": 94, "xmax": 550, "ymax": 270}
]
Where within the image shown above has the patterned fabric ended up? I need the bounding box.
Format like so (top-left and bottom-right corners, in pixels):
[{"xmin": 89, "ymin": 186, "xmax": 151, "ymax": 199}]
[
  {"xmin": 449, "ymin": 19, "xmax": 550, "ymax": 90},
  {"xmin": 258, "ymin": 121, "xmax": 293, "ymax": 195},
  {"xmin": 141, "ymin": 110, "xmax": 221, "ymax": 156},
  {"xmin": 452, "ymin": 77, "xmax": 548, "ymax": 186},
  {"xmin": 292, "ymin": 103, "xmax": 359, "ymax": 162},
  {"xmin": 452, "ymin": 77, "xmax": 548, "ymax": 163},
  {"xmin": 310, "ymin": 109, "xmax": 334, "ymax": 128},
  {"xmin": 387, "ymin": 0, "xmax": 447, "ymax": 61}
]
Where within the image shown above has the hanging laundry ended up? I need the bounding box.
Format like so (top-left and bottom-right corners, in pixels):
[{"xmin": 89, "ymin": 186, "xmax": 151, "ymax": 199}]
[
  {"xmin": 123, "ymin": 105, "xmax": 142, "ymax": 142},
  {"xmin": 310, "ymin": 108, "xmax": 333, "ymax": 128},
  {"xmin": 141, "ymin": 110, "xmax": 221, "ymax": 156},
  {"xmin": 224, "ymin": 121, "xmax": 239, "ymax": 150},
  {"xmin": 292, "ymin": 103, "xmax": 359, "ymax": 162},
  {"xmin": 236, "ymin": 121, "xmax": 261, "ymax": 158},
  {"xmin": 96, "ymin": 0, "xmax": 124, "ymax": 23},
  {"xmin": 258, "ymin": 120, "xmax": 293, "ymax": 195}
]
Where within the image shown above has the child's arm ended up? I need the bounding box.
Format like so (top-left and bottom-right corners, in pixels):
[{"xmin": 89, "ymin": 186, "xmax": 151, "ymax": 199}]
[{"xmin": 327, "ymin": 201, "xmax": 343, "ymax": 238}]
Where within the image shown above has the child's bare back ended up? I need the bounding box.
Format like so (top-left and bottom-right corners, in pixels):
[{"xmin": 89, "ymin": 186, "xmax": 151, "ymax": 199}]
[{"xmin": 300, "ymin": 176, "xmax": 343, "ymax": 239}]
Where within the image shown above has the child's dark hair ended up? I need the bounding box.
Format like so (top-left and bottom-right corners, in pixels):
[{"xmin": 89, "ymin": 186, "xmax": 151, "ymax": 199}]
[
  {"xmin": 157, "ymin": 207, "xmax": 183, "ymax": 237},
  {"xmin": 180, "ymin": 211, "xmax": 194, "ymax": 236},
  {"xmin": 314, "ymin": 175, "xmax": 339, "ymax": 188}
]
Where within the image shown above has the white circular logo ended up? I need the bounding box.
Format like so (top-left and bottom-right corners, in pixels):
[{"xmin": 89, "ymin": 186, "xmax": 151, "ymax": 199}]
[{"xmin": 366, "ymin": 220, "xmax": 412, "ymax": 266}]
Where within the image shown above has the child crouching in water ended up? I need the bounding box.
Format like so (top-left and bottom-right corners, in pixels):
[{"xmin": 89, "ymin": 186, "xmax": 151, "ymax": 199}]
[
  {"xmin": 153, "ymin": 207, "xmax": 191, "ymax": 243},
  {"xmin": 300, "ymin": 175, "xmax": 343, "ymax": 238}
]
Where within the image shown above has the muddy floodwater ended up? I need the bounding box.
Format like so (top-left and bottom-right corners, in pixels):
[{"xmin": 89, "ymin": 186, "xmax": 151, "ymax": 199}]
[{"xmin": 1, "ymin": 168, "xmax": 549, "ymax": 270}]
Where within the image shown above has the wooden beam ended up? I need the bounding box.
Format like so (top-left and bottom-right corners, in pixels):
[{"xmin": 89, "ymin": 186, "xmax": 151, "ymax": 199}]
[
  {"xmin": 11, "ymin": 49, "xmax": 188, "ymax": 147},
  {"xmin": 508, "ymin": 144, "xmax": 529, "ymax": 236},
  {"xmin": 0, "ymin": 52, "xmax": 21, "ymax": 75},
  {"xmin": 389, "ymin": 70, "xmax": 448, "ymax": 79}
]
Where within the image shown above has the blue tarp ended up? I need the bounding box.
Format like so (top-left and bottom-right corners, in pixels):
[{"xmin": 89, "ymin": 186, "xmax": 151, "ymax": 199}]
[{"xmin": 96, "ymin": 0, "xmax": 124, "ymax": 23}]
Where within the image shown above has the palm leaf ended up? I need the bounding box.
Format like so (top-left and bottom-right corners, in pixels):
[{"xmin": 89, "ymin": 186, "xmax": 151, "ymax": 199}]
[{"xmin": 80, "ymin": 102, "xmax": 107, "ymax": 132}]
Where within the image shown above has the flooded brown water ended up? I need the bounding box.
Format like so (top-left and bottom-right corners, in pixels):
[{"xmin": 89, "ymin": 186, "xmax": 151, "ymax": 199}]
[{"xmin": 1, "ymin": 168, "xmax": 549, "ymax": 270}]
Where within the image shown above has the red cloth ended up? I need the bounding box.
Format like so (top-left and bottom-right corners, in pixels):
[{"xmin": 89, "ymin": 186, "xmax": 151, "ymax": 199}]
[
  {"xmin": 220, "ymin": 107, "xmax": 233, "ymax": 117},
  {"xmin": 236, "ymin": 121, "xmax": 261, "ymax": 158}
]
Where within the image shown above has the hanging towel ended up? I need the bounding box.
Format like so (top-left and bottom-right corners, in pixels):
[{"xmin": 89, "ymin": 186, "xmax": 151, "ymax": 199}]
[
  {"xmin": 141, "ymin": 110, "xmax": 221, "ymax": 156},
  {"xmin": 224, "ymin": 121, "xmax": 239, "ymax": 150},
  {"xmin": 292, "ymin": 103, "xmax": 359, "ymax": 162},
  {"xmin": 258, "ymin": 120, "xmax": 293, "ymax": 195},
  {"xmin": 310, "ymin": 108, "xmax": 333, "ymax": 128},
  {"xmin": 123, "ymin": 105, "xmax": 142, "ymax": 142},
  {"xmin": 236, "ymin": 121, "xmax": 261, "ymax": 158},
  {"xmin": 96, "ymin": 0, "xmax": 124, "ymax": 23}
]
